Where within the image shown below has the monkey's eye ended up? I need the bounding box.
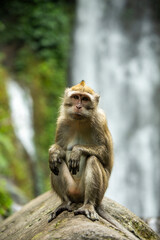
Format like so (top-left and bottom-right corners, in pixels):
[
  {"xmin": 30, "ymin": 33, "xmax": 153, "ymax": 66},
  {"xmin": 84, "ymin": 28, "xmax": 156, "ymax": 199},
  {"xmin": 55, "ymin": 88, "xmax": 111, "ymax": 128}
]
[
  {"xmin": 72, "ymin": 95, "xmax": 79, "ymax": 99},
  {"xmin": 82, "ymin": 96, "xmax": 89, "ymax": 101}
]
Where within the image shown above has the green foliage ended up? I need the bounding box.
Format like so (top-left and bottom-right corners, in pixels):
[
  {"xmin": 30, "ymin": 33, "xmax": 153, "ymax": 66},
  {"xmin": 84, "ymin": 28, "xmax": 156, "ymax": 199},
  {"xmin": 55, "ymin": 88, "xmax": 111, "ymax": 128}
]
[
  {"xmin": 0, "ymin": 0, "xmax": 75, "ymax": 199},
  {"xmin": 0, "ymin": 67, "xmax": 35, "ymax": 198},
  {"xmin": 0, "ymin": 133, "xmax": 14, "ymax": 174},
  {"xmin": 0, "ymin": 66, "xmax": 12, "ymax": 175},
  {"xmin": 0, "ymin": 180, "xmax": 12, "ymax": 217},
  {"xmin": 12, "ymin": 46, "xmax": 66, "ymax": 191},
  {"xmin": 0, "ymin": 0, "xmax": 74, "ymax": 64}
]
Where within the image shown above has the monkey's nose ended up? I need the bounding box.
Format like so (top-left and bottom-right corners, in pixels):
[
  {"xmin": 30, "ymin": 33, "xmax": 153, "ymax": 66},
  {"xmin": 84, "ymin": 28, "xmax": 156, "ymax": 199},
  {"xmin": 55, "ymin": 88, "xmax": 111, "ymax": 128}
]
[{"xmin": 76, "ymin": 105, "xmax": 82, "ymax": 109}]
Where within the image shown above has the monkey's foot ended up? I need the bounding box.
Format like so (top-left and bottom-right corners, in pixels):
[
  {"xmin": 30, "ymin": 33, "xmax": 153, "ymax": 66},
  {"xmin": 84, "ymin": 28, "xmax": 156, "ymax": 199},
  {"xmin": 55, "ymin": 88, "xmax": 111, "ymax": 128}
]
[
  {"xmin": 74, "ymin": 204, "xmax": 99, "ymax": 221},
  {"xmin": 48, "ymin": 201, "xmax": 72, "ymax": 223}
]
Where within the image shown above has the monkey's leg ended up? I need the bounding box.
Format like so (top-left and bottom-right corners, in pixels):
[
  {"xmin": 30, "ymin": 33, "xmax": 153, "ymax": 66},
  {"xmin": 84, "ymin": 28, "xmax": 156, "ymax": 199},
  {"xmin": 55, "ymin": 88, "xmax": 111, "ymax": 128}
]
[
  {"xmin": 49, "ymin": 161, "xmax": 78, "ymax": 223},
  {"xmin": 74, "ymin": 156, "xmax": 108, "ymax": 221},
  {"xmin": 48, "ymin": 201, "xmax": 72, "ymax": 223}
]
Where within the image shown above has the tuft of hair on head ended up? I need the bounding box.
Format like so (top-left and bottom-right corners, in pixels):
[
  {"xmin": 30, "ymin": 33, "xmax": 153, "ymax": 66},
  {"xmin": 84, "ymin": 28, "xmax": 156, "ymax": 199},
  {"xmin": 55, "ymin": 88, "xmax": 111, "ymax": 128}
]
[
  {"xmin": 71, "ymin": 80, "xmax": 95, "ymax": 95},
  {"xmin": 80, "ymin": 80, "xmax": 85, "ymax": 87}
]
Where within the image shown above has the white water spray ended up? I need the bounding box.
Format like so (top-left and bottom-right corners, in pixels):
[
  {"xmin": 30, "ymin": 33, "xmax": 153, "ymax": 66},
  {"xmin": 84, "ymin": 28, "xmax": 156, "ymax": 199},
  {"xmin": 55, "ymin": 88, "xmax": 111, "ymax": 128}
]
[
  {"xmin": 71, "ymin": 0, "xmax": 160, "ymax": 218},
  {"xmin": 6, "ymin": 79, "xmax": 36, "ymax": 160}
]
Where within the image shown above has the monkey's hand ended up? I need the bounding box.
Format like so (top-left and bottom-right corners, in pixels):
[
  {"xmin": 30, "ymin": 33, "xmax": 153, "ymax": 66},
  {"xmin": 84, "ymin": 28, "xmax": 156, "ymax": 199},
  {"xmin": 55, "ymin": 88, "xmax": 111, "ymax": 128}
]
[
  {"xmin": 49, "ymin": 145, "xmax": 65, "ymax": 176},
  {"xmin": 68, "ymin": 147, "xmax": 82, "ymax": 175}
]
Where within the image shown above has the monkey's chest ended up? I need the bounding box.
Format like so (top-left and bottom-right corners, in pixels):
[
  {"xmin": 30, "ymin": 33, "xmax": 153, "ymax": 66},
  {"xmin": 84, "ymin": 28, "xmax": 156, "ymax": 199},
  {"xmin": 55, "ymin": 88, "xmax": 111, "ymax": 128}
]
[
  {"xmin": 66, "ymin": 134, "xmax": 90, "ymax": 180},
  {"xmin": 66, "ymin": 132, "xmax": 92, "ymax": 151},
  {"xmin": 66, "ymin": 151, "xmax": 86, "ymax": 180}
]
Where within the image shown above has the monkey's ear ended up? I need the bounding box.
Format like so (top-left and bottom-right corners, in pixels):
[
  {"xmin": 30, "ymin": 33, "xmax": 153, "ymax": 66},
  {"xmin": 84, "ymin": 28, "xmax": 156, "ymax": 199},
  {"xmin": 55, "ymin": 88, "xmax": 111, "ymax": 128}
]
[
  {"xmin": 64, "ymin": 88, "xmax": 70, "ymax": 96},
  {"xmin": 95, "ymin": 94, "xmax": 100, "ymax": 103}
]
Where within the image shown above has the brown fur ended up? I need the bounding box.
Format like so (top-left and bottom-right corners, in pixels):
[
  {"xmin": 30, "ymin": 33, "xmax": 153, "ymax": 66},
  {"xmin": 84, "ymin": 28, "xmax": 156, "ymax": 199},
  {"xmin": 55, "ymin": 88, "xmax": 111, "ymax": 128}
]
[
  {"xmin": 71, "ymin": 80, "xmax": 95, "ymax": 95},
  {"xmin": 48, "ymin": 81, "xmax": 114, "ymax": 222}
]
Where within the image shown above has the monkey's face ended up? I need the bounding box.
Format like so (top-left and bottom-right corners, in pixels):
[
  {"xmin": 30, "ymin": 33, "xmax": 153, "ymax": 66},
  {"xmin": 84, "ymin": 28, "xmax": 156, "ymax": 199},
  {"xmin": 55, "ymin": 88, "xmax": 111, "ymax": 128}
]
[{"xmin": 64, "ymin": 91, "xmax": 97, "ymax": 120}]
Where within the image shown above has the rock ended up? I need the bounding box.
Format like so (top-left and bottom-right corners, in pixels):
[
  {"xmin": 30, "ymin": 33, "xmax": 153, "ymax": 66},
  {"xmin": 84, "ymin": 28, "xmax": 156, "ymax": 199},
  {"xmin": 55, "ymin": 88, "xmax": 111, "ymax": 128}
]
[{"xmin": 0, "ymin": 191, "xmax": 159, "ymax": 240}]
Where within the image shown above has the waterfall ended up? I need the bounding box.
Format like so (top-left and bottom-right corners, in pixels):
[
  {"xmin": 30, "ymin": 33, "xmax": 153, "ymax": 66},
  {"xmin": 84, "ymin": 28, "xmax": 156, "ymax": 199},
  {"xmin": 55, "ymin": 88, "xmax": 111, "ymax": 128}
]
[
  {"xmin": 6, "ymin": 79, "xmax": 39, "ymax": 196},
  {"xmin": 70, "ymin": 0, "xmax": 160, "ymax": 218},
  {"xmin": 6, "ymin": 79, "xmax": 36, "ymax": 161}
]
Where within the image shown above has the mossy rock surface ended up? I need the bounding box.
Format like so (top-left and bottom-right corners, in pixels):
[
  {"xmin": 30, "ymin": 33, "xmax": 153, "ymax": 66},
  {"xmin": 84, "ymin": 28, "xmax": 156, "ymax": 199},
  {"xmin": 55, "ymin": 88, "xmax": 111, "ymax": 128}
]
[{"xmin": 0, "ymin": 191, "xmax": 159, "ymax": 240}]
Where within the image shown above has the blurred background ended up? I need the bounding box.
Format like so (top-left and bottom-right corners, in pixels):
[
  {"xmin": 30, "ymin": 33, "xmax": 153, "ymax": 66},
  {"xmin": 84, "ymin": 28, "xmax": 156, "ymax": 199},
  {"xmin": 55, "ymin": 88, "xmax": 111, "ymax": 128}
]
[{"xmin": 0, "ymin": 0, "xmax": 159, "ymax": 230}]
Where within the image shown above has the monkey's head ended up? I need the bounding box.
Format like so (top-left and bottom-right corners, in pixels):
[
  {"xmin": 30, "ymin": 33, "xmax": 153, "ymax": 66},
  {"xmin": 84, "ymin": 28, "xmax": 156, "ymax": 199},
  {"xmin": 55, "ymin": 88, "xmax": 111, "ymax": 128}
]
[{"xmin": 63, "ymin": 80, "xmax": 100, "ymax": 120}]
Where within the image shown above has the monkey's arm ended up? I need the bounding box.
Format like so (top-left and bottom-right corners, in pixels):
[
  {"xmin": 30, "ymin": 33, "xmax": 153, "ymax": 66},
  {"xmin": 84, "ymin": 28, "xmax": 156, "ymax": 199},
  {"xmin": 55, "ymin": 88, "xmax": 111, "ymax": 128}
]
[
  {"xmin": 71, "ymin": 144, "xmax": 113, "ymax": 172},
  {"xmin": 49, "ymin": 144, "xmax": 66, "ymax": 175},
  {"xmin": 69, "ymin": 119, "xmax": 113, "ymax": 175}
]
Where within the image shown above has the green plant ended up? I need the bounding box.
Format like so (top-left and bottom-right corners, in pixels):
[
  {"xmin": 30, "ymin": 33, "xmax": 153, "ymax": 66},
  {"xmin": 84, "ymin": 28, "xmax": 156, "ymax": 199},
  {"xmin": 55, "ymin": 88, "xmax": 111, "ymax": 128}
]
[{"xmin": 0, "ymin": 180, "xmax": 12, "ymax": 217}]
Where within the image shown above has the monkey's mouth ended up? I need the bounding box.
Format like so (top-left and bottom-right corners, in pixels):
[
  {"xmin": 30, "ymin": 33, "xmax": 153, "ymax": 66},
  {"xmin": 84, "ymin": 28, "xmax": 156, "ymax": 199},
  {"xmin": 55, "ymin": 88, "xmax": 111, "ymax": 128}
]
[{"xmin": 71, "ymin": 113, "xmax": 84, "ymax": 120}]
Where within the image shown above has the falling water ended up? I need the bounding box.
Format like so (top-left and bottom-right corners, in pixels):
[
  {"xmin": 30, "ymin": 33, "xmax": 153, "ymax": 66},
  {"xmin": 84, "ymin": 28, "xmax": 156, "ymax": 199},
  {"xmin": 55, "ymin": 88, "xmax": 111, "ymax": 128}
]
[
  {"xmin": 70, "ymin": 0, "xmax": 160, "ymax": 218},
  {"xmin": 6, "ymin": 79, "xmax": 40, "ymax": 196},
  {"xmin": 6, "ymin": 79, "xmax": 36, "ymax": 160}
]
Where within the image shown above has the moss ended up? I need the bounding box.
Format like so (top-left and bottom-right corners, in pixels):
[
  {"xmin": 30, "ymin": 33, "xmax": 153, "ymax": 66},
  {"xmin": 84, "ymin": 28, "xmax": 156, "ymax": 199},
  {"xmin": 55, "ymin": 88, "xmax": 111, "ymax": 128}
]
[
  {"xmin": 54, "ymin": 218, "xmax": 67, "ymax": 229},
  {"xmin": 31, "ymin": 232, "xmax": 43, "ymax": 240},
  {"xmin": 54, "ymin": 221, "xmax": 61, "ymax": 229},
  {"xmin": 128, "ymin": 218, "xmax": 158, "ymax": 240},
  {"xmin": 0, "ymin": 180, "xmax": 12, "ymax": 217}
]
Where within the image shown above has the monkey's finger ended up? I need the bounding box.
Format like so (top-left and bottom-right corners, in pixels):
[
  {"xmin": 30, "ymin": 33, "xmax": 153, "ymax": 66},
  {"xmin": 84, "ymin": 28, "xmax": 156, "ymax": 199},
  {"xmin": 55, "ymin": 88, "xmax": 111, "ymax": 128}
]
[
  {"xmin": 49, "ymin": 155, "xmax": 54, "ymax": 163},
  {"xmin": 72, "ymin": 160, "xmax": 77, "ymax": 168},
  {"xmin": 57, "ymin": 158, "xmax": 62, "ymax": 164},
  {"xmin": 52, "ymin": 167, "xmax": 59, "ymax": 176},
  {"xmin": 50, "ymin": 167, "xmax": 59, "ymax": 176},
  {"xmin": 85, "ymin": 210, "xmax": 92, "ymax": 220},
  {"xmin": 49, "ymin": 163, "xmax": 58, "ymax": 175},
  {"xmin": 71, "ymin": 159, "xmax": 75, "ymax": 168},
  {"xmin": 76, "ymin": 164, "xmax": 79, "ymax": 172},
  {"xmin": 72, "ymin": 168, "xmax": 77, "ymax": 175},
  {"xmin": 68, "ymin": 159, "xmax": 71, "ymax": 165},
  {"xmin": 53, "ymin": 161, "xmax": 58, "ymax": 168},
  {"xmin": 69, "ymin": 163, "xmax": 72, "ymax": 172},
  {"xmin": 48, "ymin": 212, "xmax": 56, "ymax": 223},
  {"xmin": 90, "ymin": 211, "xmax": 98, "ymax": 221},
  {"xmin": 69, "ymin": 166, "xmax": 72, "ymax": 172},
  {"xmin": 49, "ymin": 162, "xmax": 54, "ymax": 171},
  {"xmin": 70, "ymin": 166, "xmax": 76, "ymax": 175},
  {"xmin": 76, "ymin": 161, "xmax": 79, "ymax": 171}
]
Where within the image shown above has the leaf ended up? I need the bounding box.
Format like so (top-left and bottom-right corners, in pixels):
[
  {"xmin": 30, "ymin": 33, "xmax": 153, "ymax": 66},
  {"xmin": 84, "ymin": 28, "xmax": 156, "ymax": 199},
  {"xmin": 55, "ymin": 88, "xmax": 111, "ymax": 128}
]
[{"xmin": 0, "ymin": 133, "xmax": 14, "ymax": 152}]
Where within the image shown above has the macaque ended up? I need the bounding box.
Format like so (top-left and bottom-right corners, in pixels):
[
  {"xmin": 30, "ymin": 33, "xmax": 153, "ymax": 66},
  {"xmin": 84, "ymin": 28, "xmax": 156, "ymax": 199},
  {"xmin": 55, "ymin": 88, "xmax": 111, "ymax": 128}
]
[{"xmin": 48, "ymin": 80, "xmax": 114, "ymax": 223}]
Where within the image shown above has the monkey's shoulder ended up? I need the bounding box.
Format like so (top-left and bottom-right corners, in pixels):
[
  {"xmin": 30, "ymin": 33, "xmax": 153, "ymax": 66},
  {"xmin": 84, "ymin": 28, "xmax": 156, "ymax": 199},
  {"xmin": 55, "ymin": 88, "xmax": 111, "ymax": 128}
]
[
  {"xmin": 95, "ymin": 108, "xmax": 112, "ymax": 141},
  {"xmin": 97, "ymin": 108, "xmax": 107, "ymax": 121},
  {"xmin": 95, "ymin": 109, "xmax": 109, "ymax": 130}
]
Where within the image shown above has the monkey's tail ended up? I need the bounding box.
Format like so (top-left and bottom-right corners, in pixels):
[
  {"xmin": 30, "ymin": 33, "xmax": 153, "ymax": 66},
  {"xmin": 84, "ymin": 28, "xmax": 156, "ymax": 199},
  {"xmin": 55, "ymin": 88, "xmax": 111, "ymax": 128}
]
[
  {"xmin": 96, "ymin": 205, "xmax": 139, "ymax": 240},
  {"xmin": 96, "ymin": 205, "xmax": 122, "ymax": 228}
]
